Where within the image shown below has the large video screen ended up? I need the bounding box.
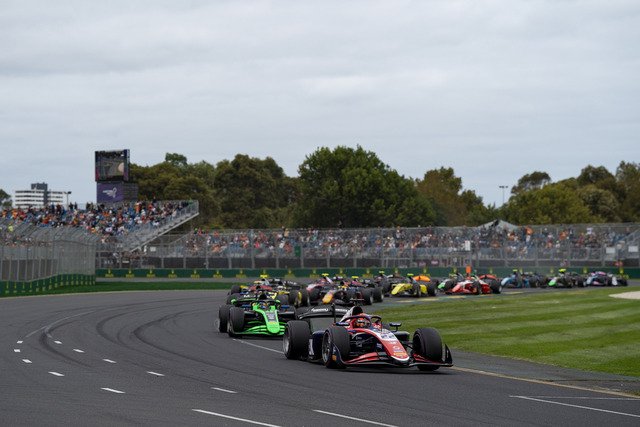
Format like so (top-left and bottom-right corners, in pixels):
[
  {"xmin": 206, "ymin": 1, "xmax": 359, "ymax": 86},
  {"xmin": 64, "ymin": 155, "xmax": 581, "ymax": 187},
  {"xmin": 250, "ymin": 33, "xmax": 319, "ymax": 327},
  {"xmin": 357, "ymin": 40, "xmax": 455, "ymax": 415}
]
[{"xmin": 95, "ymin": 150, "xmax": 129, "ymax": 182}]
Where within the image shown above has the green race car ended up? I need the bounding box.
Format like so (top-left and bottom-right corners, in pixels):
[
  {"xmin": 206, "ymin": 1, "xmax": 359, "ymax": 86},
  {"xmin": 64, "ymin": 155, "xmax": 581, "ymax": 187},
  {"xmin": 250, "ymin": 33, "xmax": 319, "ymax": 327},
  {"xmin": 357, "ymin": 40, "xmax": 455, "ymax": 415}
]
[{"xmin": 218, "ymin": 292, "xmax": 296, "ymax": 337}]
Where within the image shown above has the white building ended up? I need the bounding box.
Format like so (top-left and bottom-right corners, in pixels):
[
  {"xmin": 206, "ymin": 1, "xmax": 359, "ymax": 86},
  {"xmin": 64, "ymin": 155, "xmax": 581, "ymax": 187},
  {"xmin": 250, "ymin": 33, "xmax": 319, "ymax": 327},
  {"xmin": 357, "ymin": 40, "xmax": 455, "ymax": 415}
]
[{"xmin": 13, "ymin": 183, "xmax": 70, "ymax": 209}]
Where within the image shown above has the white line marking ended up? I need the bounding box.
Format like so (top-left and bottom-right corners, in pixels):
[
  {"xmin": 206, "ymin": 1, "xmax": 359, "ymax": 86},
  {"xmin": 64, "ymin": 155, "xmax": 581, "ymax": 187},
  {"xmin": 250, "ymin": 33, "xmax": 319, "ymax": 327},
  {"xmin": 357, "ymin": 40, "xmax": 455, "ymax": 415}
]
[
  {"xmin": 54, "ymin": 341, "xmax": 62, "ymax": 345},
  {"xmin": 192, "ymin": 409, "xmax": 281, "ymax": 426},
  {"xmin": 232, "ymin": 339, "xmax": 281, "ymax": 353},
  {"xmin": 14, "ymin": 349, "xmax": 21, "ymax": 353},
  {"xmin": 48, "ymin": 371, "xmax": 64, "ymax": 377},
  {"xmin": 101, "ymin": 388, "xmax": 125, "ymax": 394},
  {"xmin": 212, "ymin": 387, "xmax": 237, "ymax": 394},
  {"xmin": 102, "ymin": 359, "xmax": 117, "ymax": 364},
  {"xmin": 146, "ymin": 371, "xmax": 165, "ymax": 377},
  {"xmin": 510, "ymin": 396, "xmax": 640, "ymax": 418},
  {"xmin": 17, "ymin": 340, "xmax": 23, "ymax": 344},
  {"xmin": 73, "ymin": 349, "xmax": 84, "ymax": 353},
  {"xmin": 313, "ymin": 410, "xmax": 399, "ymax": 427},
  {"xmin": 22, "ymin": 359, "xmax": 32, "ymax": 364}
]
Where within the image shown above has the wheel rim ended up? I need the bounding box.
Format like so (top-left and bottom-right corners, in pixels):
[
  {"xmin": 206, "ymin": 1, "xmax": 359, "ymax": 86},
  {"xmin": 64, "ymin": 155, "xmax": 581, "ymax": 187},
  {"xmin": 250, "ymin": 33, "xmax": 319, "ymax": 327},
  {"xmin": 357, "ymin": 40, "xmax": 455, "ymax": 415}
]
[
  {"xmin": 283, "ymin": 333, "xmax": 290, "ymax": 354},
  {"xmin": 322, "ymin": 333, "xmax": 331, "ymax": 364}
]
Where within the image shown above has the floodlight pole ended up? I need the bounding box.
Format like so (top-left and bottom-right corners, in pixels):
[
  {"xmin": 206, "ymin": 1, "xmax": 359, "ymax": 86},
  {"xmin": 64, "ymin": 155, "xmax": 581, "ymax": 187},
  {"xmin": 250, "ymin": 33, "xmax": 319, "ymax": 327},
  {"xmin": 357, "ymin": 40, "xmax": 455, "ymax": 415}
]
[{"xmin": 499, "ymin": 185, "xmax": 508, "ymax": 205}]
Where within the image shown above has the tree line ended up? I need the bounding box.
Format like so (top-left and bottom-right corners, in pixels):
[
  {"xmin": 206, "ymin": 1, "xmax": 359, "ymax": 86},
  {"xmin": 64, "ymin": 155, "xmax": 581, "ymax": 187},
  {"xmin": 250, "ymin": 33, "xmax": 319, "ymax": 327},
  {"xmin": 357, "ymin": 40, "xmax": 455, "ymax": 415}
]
[
  {"xmin": 127, "ymin": 147, "xmax": 640, "ymax": 228},
  {"xmin": 2, "ymin": 147, "xmax": 638, "ymax": 228}
]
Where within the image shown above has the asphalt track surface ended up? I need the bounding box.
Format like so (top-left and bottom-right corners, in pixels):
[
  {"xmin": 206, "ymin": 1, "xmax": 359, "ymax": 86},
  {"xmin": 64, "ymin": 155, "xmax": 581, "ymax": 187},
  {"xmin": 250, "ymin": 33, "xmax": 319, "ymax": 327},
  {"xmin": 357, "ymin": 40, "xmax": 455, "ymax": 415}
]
[{"xmin": 1, "ymin": 288, "xmax": 639, "ymax": 426}]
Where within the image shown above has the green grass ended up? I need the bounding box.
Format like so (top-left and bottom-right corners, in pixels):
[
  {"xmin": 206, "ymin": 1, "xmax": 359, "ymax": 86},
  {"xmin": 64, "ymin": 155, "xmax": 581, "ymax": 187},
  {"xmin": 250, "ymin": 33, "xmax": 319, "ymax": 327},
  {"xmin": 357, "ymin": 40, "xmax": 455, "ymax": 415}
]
[{"xmin": 375, "ymin": 289, "xmax": 640, "ymax": 377}]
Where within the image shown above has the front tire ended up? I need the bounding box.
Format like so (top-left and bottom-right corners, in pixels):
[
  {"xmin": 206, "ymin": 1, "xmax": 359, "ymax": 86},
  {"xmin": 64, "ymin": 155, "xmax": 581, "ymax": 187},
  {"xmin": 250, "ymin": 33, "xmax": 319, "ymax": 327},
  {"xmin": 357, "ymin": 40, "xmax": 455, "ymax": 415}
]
[
  {"xmin": 283, "ymin": 321, "xmax": 311, "ymax": 359},
  {"xmin": 228, "ymin": 307, "xmax": 245, "ymax": 337},
  {"xmin": 218, "ymin": 304, "xmax": 231, "ymax": 332},
  {"xmin": 322, "ymin": 326, "xmax": 350, "ymax": 368},
  {"xmin": 413, "ymin": 327, "xmax": 443, "ymax": 371}
]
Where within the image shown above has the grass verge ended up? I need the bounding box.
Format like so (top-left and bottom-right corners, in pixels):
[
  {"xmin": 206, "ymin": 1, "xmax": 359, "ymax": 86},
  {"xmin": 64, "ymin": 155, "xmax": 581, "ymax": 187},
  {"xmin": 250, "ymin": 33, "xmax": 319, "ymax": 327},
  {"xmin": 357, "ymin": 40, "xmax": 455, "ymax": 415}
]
[{"xmin": 376, "ymin": 288, "xmax": 640, "ymax": 377}]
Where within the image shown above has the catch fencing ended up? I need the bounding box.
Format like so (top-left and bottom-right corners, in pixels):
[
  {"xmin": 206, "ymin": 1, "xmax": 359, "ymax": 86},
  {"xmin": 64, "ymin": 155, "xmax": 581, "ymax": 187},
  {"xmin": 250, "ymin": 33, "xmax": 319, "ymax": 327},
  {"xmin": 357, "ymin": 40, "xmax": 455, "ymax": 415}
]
[
  {"xmin": 96, "ymin": 223, "xmax": 640, "ymax": 271},
  {"xmin": 1, "ymin": 219, "xmax": 98, "ymax": 295}
]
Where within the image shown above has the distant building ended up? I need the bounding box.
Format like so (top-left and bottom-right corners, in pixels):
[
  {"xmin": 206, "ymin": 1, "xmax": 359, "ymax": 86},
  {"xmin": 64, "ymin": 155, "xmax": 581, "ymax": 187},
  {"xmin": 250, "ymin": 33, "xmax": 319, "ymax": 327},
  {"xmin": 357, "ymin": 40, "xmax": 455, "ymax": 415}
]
[{"xmin": 13, "ymin": 183, "xmax": 70, "ymax": 209}]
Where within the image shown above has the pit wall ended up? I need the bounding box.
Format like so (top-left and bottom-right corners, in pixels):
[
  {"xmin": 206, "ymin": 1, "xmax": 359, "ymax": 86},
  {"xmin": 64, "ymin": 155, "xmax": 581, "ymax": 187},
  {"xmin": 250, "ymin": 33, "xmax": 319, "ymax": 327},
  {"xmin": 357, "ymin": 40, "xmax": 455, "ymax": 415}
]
[{"xmin": 95, "ymin": 266, "xmax": 638, "ymax": 280}]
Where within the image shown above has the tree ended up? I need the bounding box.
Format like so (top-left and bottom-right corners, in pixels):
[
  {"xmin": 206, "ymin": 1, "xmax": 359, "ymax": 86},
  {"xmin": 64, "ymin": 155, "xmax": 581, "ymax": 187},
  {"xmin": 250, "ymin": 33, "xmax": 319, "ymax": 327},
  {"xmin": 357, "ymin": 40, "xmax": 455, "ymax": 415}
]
[
  {"xmin": 130, "ymin": 154, "xmax": 219, "ymax": 226},
  {"xmin": 577, "ymin": 185, "xmax": 620, "ymax": 222},
  {"xmin": 0, "ymin": 188, "xmax": 11, "ymax": 209},
  {"xmin": 415, "ymin": 167, "xmax": 472, "ymax": 226},
  {"xmin": 511, "ymin": 171, "xmax": 551, "ymax": 195},
  {"xmin": 504, "ymin": 182, "xmax": 596, "ymax": 224},
  {"xmin": 615, "ymin": 161, "xmax": 640, "ymax": 221},
  {"xmin": 213, "ymin": 154, "xmax": 294, "ymax": 228},
  {"xmin": 294, "ymin": 146, "xmax": 435, "ymax": 227}
]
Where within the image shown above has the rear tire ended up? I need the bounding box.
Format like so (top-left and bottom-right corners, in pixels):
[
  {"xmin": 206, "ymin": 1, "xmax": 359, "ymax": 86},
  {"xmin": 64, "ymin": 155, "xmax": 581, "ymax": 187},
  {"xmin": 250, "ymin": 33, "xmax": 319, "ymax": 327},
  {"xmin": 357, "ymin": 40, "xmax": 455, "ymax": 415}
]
[
  {"xmin": 229, "ymin": 284, "xmax": 241, "ymax": 295},
  {"xmin": 413, "ymin": 327, "xmax": 443, "ymax": 371},
  {"xmin": 412, "ymin": 283, "xmax": 421, "ymax": 298},
  {"xmin": 427, "ymin": 283, "xmax": 436, "ymax": 297},
  {"xmin": 362, "ymin": 288, "xmax": 373, "ymax": 305},
  {"xmin": 372, "ymin": 286, "xmax": 383, "ymax": 303},
  {"xmin": 283, "ymin": 321, "xmax": 311, "ymax": 359},
  {"xmin": 288, "ymin": 291, "xmax": 299, "ymax": 306},
  {"xmin": 226, "ymin": 293, "xmax": 241, "ymax": 304},
  {"xmin": 300, "ymin": 289, "xmax": 310, "ymax": 306},
  {"xmin": 322, "ymin": 326, "xmax": 350, "ymax": 368}
]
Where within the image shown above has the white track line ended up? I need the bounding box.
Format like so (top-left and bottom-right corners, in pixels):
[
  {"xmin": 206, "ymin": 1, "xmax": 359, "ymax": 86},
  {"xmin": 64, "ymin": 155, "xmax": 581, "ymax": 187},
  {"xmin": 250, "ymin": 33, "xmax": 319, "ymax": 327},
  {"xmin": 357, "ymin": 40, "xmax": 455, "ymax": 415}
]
[
  {"xmin": 211, "ymin": 387, "xmax": 237, "ymax": 394},
  {"xmin": 232, "ymin": 339, "xmax": 281, "ymax": 354},
  {"xmin": 22, "ymin": 359, "xmax": 32, "ymax": 364},
  {"xmin": 146, "ymin": 371, "xmax": 165, "ymax": 377},
  {"xmin": 14, "ymin": 349, "xmax": 21, "ymax": 353},
  {"xmin": 313, "ymin": 410, "xmax": 399, "ymax": 427},
  {"xmin": 101, "ymin": 388, "xmax": 125, "ymax": 394},
  {"xmin": 519, "ymin": 396, "xmax": 639, "ymax": 401},
  {"xmin": 102, "ymin": 359, "xmax": 117, "ymax": 364},
  {"xmin": 54, "ymin": 341, "xmax": 62, "ymax": 345},
  {"xmin": 192, "ymin": 409, "xmax": 281, "ymax": 426},
  {"xmin": 16, "ymin": 340, "xmax": 23, "ymax": 344},
  {"xmin": 510, "ymin": 396, "xmax": 640, "ymax": 418},
  {"xmin": 48, "ymin": 372, "xmax": 64, "ymax": 377},
  {"xmin": 72, "ymin": 349, "xmax": 84, "ymax": 353}
]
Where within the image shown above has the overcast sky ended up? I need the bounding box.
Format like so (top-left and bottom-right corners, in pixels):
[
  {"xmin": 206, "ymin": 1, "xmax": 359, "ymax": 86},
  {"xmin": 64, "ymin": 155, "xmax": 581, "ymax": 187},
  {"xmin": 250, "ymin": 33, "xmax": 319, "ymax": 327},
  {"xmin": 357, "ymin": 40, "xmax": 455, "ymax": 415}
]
[{"xmin": 1, "ymin": 0, "xmax": 638, "ymax": 208}]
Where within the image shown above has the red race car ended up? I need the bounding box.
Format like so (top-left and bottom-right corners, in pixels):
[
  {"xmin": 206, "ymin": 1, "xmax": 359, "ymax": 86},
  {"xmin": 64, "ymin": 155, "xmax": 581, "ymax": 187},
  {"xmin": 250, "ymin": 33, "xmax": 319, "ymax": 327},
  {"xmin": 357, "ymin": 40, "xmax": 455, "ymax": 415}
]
[
  {"xmin": 439, "ymin": 273, "xmax": 501, "ymax": 295},
  {"xmin": 283, "ymin": 306, "xmax": 453, "ymax": 371}
]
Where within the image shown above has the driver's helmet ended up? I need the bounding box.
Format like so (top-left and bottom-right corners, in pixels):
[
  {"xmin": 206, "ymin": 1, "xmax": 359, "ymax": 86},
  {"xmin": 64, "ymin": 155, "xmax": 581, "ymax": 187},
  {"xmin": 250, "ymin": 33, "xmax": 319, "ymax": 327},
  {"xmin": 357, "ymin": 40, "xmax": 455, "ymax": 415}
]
[
  {"xmin": 558, "ymin": 268, "xmax": 566, "ymax": 274},
  {"xmin": 354, "ymin": 317, "xmax": 370, "ymax": 328}
]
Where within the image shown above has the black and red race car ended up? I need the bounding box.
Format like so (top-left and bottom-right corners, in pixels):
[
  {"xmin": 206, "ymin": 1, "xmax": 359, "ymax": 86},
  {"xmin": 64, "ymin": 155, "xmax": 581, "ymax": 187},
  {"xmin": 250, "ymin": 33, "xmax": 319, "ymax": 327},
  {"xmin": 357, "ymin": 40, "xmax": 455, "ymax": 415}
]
[
  {"xmin": 438, "ymin": 273, "xmax": 501, "ymax": 295},
  {"xmin": 283, "ymin": 305, "xmax": 452, "ymax": 371}
]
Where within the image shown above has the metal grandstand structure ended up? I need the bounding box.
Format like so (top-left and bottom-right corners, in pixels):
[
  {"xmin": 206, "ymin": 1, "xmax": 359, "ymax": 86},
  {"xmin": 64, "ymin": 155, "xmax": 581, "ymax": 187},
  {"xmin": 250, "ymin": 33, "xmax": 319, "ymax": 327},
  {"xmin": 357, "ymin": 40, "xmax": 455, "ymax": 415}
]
[{"xmin": 96, "ymin": 222, "xmax": 640, "ymax": 270}]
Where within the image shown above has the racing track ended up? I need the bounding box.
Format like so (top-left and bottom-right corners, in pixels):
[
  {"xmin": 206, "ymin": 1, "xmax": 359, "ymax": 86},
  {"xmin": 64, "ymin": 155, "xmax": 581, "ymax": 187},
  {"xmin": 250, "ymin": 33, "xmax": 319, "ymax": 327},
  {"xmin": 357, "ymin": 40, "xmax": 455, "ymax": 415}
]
[{"xmin": 1, "ymin": 290, "xmax": 639, "ymax": 426}]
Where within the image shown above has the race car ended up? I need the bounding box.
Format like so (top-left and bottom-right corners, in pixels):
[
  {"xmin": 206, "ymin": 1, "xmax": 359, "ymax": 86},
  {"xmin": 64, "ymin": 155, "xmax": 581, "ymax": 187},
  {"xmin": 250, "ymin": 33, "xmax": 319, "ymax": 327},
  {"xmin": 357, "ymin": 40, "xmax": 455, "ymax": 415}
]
[
  {"xmin": 218, "ymin": 292, "xmax": 296, "ymax": 337},
  {"xmin": 227, "ymin": 276, "xmax": 310, "ymax": 307},
  {"xmin": 439, "ymin": 273, "xmax": 501, "ymax": 295},
  {"xmin": 541, "ymin": 269, "xmax": 584, "ymax": 288},
  {"xmin": 389, "ymin": 273, "xmax": 437, "ymax": 298},
  {"xmin": 319, "ymin": 277, "xmax": 379, "ymax": 306},
  {"xmin": 584, "ymin": 271, "xmax": 628, "ymax": 287},
  {"xmin": 283, "ymin": 305, "xmax": 453, "ymax": 371}
]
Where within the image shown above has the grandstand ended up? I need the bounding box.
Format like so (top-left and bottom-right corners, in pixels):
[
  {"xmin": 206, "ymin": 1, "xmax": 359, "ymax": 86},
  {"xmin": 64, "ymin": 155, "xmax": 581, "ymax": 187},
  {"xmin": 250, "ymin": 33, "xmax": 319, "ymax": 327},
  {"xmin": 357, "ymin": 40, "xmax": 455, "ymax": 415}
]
[{"xmin": 97, "ymin": 222, "xmax": 640, "ymax": 271}]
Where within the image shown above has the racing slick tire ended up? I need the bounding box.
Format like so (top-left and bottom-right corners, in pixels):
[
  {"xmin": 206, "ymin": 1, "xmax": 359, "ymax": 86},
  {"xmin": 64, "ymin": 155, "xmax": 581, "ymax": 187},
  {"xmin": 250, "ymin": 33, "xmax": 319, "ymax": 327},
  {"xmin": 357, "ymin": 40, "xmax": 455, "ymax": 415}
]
[
  {"xmin": 309, "ymin": 288, "xmax": 321, "ymax": 304},
  {"xmin": 412, "ymin": 283, "xmax": 422, "ymax": 298},
  {"xmin": 229, "ymin": 284, "xmax": 241, "ymax": 295},
  {"xmin": 372, "ymin": 286, "xmax": 383, "ymax": 303},
  {"xmin": 427, "ymin": 283, "xmax": 437, "ymax": 297},
  {"xmin": 442, "ymin": 280, "xmax": 454, "ymax": 292},
  {"xmin": 226, "ymin": 293, "xmax": 241, "ymax": 304},
  {"xmin": 300, "ymin": 289, "xmax": 310, "ymax": 306},
  {"xmin": 277, "ymin": 294, "xmax": 289, "ymax": 305},
  {"xmin": 490, "ymin": 282, "xmax": 501, "ymax": 294},
  {"xmin": 288, "ymin": 291, "xmax": 299, "ymax": 306},
  {"xmin": 228, "ymin": 307, "xmax": 245, "ymax": 337},
  {"xmin": 218, "ymin": 304, "xmax": 231, "ymax": 333},
  {"xmin": 283, "ymin": 321, "xmax": 311, "ymax": 360},
  {"xmin": 362, "ymin": 288, "xmax": 373, "ymax": 305},
  {"xmin": 322, "ymin": 326, "xmax": 350, "ymax": 369},
  {"xmin": 473, "ymin": 282, "xmax": 482, "ymax": 295},
  {"xmin": 413, "ymin": 327, "xmax": 443, "ymax": 371}
]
